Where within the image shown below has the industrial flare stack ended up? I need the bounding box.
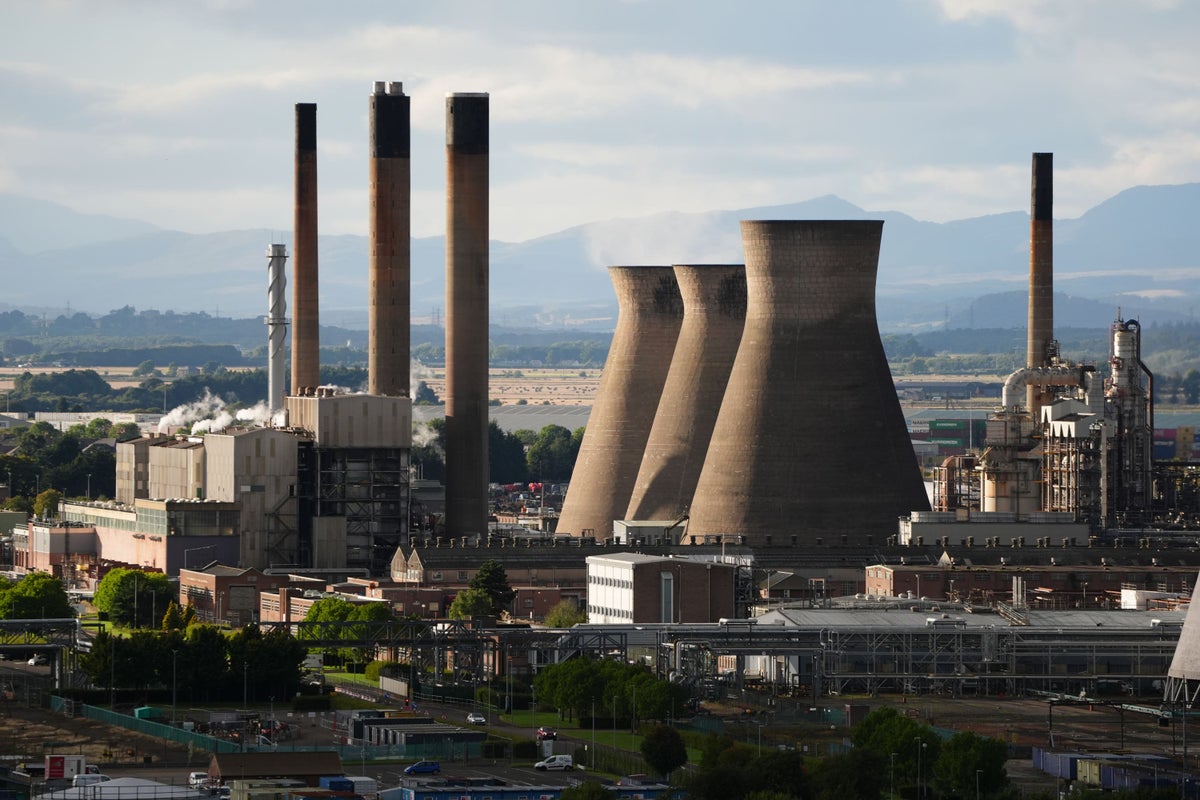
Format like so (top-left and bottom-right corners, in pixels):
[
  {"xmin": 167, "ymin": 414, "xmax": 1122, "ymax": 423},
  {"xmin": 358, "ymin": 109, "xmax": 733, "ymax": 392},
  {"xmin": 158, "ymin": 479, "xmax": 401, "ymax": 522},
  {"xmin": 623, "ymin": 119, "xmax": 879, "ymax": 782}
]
[
  {"xmin": 625, "ymin": 264, "xmax": 746, "ymax": 523},
  {"xmin": 291, "ymin": 103, "xmax": 320, "ymax": 395},
  {"xmin": 685, "ymin": 220, "xmax": 930, "ymax": 547},
  {"xmin": 557, "ymin": 267, "xmax": 685, "ymax": 538},
  {"xmin": 368, "ymin": 81, "xmax": 411, "ymax": 398},
  {"xmin": 443, "ymin": 93, "xmax": 491, "ymax": 537}
]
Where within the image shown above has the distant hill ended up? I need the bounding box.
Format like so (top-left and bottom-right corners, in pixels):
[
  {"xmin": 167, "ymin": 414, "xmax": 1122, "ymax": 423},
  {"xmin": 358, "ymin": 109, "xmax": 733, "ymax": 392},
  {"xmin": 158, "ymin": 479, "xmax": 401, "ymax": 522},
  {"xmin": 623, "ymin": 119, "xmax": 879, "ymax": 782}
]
[{"xmin": 2, "ymin": 184, "xmax": 1198, "ymax": 332}]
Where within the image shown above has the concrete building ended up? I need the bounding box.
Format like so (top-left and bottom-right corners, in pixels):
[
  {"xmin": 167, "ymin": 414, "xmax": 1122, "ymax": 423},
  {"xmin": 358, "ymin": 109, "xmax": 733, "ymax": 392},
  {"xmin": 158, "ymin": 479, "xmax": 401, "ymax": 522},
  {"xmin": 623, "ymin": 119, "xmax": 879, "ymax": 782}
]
[{"xmin": 585, "ymin": 552, "xmax": 737, "ymax": 624}]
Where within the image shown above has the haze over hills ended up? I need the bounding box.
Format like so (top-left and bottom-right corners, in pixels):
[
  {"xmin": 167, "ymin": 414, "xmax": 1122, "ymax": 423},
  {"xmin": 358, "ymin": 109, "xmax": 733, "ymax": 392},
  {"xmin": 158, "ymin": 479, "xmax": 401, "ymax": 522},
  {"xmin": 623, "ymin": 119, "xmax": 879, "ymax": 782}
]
[{"xmin": 1, "ymin": 184, "xmax": 1199, "ymax": 333}]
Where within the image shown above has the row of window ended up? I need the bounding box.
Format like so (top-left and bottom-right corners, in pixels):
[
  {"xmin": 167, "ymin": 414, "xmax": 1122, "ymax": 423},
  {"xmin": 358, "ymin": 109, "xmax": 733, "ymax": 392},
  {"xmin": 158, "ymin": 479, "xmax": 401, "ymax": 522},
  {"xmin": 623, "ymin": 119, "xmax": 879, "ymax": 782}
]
[
  {"xmin": 589, "ymin": 575, "xmax": 632, "ymax": 589},
  {"xmin": 587, "ymin": 604, "xmax": 632, "ymax": 620}
]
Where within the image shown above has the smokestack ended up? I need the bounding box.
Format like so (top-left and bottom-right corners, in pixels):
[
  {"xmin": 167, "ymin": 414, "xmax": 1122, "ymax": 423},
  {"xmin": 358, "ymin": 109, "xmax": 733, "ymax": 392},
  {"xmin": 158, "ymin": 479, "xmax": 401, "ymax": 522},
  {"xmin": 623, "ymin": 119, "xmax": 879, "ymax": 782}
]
[
  {"xmin": 557, "ymin": 266, "xmax": 684, "ymax": 537},
  {"xmin": 291, "ymin": 103, "xmax": 319, "ymax": 395},
  {"xmin": 688, "ymin": 221, "xmax": 929, "ymax": 547},
  {"xmin": 369, "ymin": 81, "xmax": 411, "ymax": 397},
  {"xmin": 266, "ymin": 244, "xmax": 289, "ymax": 416},
  {"xmin": 1027, "ymin": 152, "xmax": 1054, "ymax": 414},
  {"xmin": 625, "ymin": 264, "xmax": 745, "ymax": 522},
  {"xmin": 443, "ymin": 92, "xmax": 490, "ymax": 536}
]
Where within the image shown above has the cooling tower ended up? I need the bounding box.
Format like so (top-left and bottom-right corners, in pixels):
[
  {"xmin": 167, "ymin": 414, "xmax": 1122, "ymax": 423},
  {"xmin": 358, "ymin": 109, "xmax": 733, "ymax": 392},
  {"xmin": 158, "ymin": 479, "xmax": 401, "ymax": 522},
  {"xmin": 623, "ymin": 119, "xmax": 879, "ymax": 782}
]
[
  {"xmin": 291, "ymin": 103, "xmax": 319, "ymax": 394},
  {"xmin": 625, "ymin": 264, "xmax": 746, "ymax": 522},
  {"xmin": 266, "ymin": 243, "xmax": 288, "ymax": 414},
  {"xmin": 1164, "ymin": 576, "xmax": 1200, "ymax": 706},
  {"xmin": 368, "ymin": 81, "xmax": 411, "ymax": 398},
  {"xmin": 1027, "ymin": 152, "xmax": 1053, "ymax": 414},
  {"xmin": 557, "ymin": 266, "xmax": 684, "ymax": 537},
  {"xmin": 687, "ymin": 221, "xmax": 929, "ymax": 547},
  {"xmin": 443, "ymin": 92, "xmax": 490, "ymax": 537}
]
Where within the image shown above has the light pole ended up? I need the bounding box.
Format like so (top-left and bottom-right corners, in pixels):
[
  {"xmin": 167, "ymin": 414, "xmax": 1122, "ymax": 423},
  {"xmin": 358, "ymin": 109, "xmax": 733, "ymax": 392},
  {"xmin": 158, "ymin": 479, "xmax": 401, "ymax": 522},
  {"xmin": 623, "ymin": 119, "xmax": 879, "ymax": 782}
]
[
  {"xmin": 919, "ymin": 741, "xmax": 927, "ymax": 800},
  {"xmin": 171, "ymin": 650, "xmax": 178, "ymax": 726},
  {"xmin": 86, "ymin": 473, "xmax": 91, "ymax": 501},
  {"xmin": 890, "ymin": 752, "xmax": 896, "ymax": 799},
  {"xmin": 184, "ymin": 545, "xmax": 217, "ymax": 570},
  {"xmin": 976, "ymin": 768, "xmax": 982, "ymax": 800}
]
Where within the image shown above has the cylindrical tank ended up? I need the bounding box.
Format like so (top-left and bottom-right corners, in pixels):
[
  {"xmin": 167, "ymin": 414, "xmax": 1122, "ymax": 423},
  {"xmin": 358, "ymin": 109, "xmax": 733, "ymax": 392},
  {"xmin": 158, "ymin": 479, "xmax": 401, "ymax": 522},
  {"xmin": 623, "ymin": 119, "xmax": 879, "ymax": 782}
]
[
  {"xmin": 687, "ymin": 220, "xmax": 930, "ymax": 547},
  {"xmin": 444, "ymin": 92, "xmax": 490, "ymax": 537},
  {"xmin": 368, "ymin": 81, "xmax": 411, "ymax": 398},
  {"xmin": 557, "ymin": 266, "xmax": 684, "ymax": 537},
  {"xmin": 625, "ymin": 264, "xmax": 746, "ymax": 522}
]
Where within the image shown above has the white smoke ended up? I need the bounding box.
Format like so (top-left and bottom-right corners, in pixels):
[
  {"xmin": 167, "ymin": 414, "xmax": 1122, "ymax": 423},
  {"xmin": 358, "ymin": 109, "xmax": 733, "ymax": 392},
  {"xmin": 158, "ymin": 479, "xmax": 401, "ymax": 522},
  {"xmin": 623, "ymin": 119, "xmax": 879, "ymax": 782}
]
[
  {"xmin": 157, "ymin": 389, "xmax": 226, "ymax": 434},
  {"xmin": 158, "ymin": 390, "xmax": 287, "ymax": 435},
  {"xmin": 191, "ymin": 410, "xmax": 235, "ymax": 434}
]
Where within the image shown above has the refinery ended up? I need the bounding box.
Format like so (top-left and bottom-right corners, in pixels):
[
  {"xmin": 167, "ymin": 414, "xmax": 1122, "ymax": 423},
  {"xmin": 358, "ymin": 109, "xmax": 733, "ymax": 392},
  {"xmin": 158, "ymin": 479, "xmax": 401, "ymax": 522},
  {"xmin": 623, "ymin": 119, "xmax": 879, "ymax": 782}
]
[{"xmin": 4, "ymin": 84, "xmax": 1200, "ymax": 795}]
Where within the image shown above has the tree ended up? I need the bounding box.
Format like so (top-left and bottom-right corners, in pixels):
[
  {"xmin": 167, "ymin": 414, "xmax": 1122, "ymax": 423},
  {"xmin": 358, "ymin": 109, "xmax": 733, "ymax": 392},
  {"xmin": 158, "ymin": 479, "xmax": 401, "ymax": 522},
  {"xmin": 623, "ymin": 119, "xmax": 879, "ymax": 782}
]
[
  {"xmin": 132, "ymin": 360, "xmax": 158, "ymax": 377},
  {"xmin": 93, "ymin": 568, "xmax": 172, "ymax": 627},
  {"xmin": 544, "ymin": 600, "xmax": 587, "ymax": 628},
  {"xmin": 640, "ymin": 724, "xmax": 688, "ymax": 779},
  {"xmin": 525, "ymin": 425, "xmax": 582, "ymax": 481},
  {"xmin": 0, "ymin": 572, "xmax": 74, "ymax": 619},
  {"xmin": 449, "ymin": 587, "xmax": 494, "ymax": 620},
  {"xmin": 489, "ymin": 420, "xmax": 529, "ymax": 484},
  {"xmin": 851, "ymin": 707, "xmax": 940, "ymax": 786},
  {"xmin": 33, "ymin": 488, "xmax": 62, "ymax": 518},
  {"xmin": 469, "ymin": 560, "xmax": 516, "ymax": 617},
  {"xmin": 931, "ymin": 730, "xmax": 1009, "ymax": 799},
  {"xmin": 809, "ymin": 748, "xmax": 885, "ymax": 800},
  {"xmin": 413, "ymin": 381, "xmax": 440, "ymax": 405}
]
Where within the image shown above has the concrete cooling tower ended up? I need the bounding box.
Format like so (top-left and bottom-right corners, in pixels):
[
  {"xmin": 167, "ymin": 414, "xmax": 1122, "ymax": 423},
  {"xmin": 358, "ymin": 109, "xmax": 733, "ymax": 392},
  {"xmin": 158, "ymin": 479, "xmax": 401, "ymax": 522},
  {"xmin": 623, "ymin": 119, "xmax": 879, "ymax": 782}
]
[
  {"xmin": 557, "ymin": 266, "xmax": 684, "ymax": 538},
  {"xmin": 625, "ymin": 264, "xmax": 746, "ymax": 522},
  {"xmin": 687, "ymin": 220, "xmax": 929, "ymax": 547},
  {"xmin": 1164, "ymin": 577, "xmax": 1200, "ymax": 707}
]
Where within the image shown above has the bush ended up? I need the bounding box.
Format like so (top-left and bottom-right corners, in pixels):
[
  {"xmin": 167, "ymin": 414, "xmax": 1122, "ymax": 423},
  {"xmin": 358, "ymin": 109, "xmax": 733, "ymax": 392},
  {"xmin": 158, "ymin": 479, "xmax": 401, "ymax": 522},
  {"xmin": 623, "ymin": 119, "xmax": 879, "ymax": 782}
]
[
  {"xmin": 364, "ymin": 660, "xmax": 384, "ymax": 682},
  {"xmin": 481, "ymin": 739, "xmax": 509, "ymax": 759},
  {"xmin": 292, "ymin": 694, "xmax": 333, "ymax": 712},
  {"xmin": 512, "ymin": 740, "xmax": 538, "ymax": 759}
]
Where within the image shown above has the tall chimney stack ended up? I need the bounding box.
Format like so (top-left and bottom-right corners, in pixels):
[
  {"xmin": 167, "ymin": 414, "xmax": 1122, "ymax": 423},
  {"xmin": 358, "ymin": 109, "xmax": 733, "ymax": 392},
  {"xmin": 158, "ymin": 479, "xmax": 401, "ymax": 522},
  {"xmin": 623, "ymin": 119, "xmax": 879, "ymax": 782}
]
[
  {"xmin": 369, "ymin": 81, "xmax": 411, "ymax": 397},
  {"xmin": 291, "ymin": 103, "xmax": 319, "ymax": 395},
  {"xmin": 444, "ymin": 92, "xmax": 490, "ymax": 537},
  {"xmin": 1027, "ymin": 152, "xmax": 1054, "ymax": 414},
  {"xmin": 266, "ymin": 244, "xmax": 289, "ymax": 416}
]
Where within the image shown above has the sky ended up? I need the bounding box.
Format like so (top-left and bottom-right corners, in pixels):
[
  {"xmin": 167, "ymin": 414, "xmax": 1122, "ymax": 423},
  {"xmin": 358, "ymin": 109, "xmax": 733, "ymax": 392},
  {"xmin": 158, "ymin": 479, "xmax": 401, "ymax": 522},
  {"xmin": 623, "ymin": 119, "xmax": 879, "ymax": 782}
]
[{"xmin": 2, "ymin": 0, "xmax": 1200, "ymax": 244}]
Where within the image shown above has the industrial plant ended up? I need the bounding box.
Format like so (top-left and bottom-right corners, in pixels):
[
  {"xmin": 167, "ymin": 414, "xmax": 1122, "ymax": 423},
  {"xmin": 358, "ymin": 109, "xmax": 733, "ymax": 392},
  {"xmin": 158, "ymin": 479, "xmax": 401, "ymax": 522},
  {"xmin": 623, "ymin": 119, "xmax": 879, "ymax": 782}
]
[{"xmin": 6, "ymin": 76, "xmax": 1200, "ymax": 777}]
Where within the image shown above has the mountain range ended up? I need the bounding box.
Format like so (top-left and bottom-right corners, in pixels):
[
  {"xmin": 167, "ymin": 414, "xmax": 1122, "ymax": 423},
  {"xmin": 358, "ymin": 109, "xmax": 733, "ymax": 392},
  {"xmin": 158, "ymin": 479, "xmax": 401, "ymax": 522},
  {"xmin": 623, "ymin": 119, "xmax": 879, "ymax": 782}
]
[{"xmin": 2, "ymin": 184, "xmax": 1199, "ymax": 333}]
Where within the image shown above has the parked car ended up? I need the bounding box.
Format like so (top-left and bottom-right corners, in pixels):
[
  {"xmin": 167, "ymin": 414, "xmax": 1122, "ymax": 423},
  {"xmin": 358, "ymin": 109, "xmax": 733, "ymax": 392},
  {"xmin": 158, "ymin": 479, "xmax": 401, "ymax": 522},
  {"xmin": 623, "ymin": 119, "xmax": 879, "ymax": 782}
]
[
  {"xmin": 188, "ymin": 772, "xmax": 210, "ymax": 788},
  {"xmin": 536, "ymin": 726, "xmax": 557, "ymax": 740},
  {"xmin": 466, "ymin": 712, "xmax": 486, "ymax": 725},
  {"xmin": 27, "ymin": 654, "xmax": 47, "ymax": 666},
  {"xmin": 403, "ymin": 760, "xmax": 441, "ymax": 775},
  {"xmin": 534, "ymin": 754, "xmax": 574, "ymax": 771},
  {"xmin": 72, "ymin": 775, "xmax": 110, "ymax": 788}
]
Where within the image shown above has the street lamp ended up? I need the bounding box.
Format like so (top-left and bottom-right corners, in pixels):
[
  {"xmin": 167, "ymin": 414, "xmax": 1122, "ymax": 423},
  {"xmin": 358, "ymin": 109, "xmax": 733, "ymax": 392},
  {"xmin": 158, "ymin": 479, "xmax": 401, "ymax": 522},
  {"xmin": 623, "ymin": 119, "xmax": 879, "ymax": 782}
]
[
  {"xmin": 917, "ymin": 740, "xmax": 927, "ymax": 800},
  {"xmin": 184, "ymin": 545, "xmax": 217, "ymax": 570},
  {"xmin": 890, "ymin": 752, "xmax": 897, "ymax": 799},
  {"xmin": 86, "ymin": 473, "xmax": 91, "ymax": 501},
  {"xmin": 976, "ymin": 768, "xmax": 982, "ymax": 800},
  {"xmin": 171, "ymin": 650, "xmax": 178, "ymax": 726}
]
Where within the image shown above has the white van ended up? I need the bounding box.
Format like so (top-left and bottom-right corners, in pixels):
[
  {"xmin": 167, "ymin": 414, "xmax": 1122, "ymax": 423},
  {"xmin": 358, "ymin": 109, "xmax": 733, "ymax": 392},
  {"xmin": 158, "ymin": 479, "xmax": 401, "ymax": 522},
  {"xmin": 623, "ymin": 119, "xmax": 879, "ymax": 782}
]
[{"xmin": 534, "ymin": 754, "xmax": 574, "ymax": 771}]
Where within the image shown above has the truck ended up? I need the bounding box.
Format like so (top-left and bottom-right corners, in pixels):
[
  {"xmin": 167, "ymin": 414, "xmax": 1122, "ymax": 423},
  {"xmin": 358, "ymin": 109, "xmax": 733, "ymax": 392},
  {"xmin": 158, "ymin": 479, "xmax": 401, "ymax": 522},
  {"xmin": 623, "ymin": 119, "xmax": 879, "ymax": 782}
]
[{"xmin": 44, "ymin": 755, "xmax": 88, "ymax": 781}]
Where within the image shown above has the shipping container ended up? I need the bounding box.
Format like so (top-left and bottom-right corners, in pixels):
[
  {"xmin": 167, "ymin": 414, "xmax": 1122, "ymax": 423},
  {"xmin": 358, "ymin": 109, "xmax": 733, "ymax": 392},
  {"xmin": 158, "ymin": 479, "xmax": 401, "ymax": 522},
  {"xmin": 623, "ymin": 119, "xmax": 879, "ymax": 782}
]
[
  {"xmin": 930, "ymin": 420, "xmax": 968, "ymax": 430},
  {"xmin": 318, "ymin": 778, "xmax": 354, "ymax": 792}
]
